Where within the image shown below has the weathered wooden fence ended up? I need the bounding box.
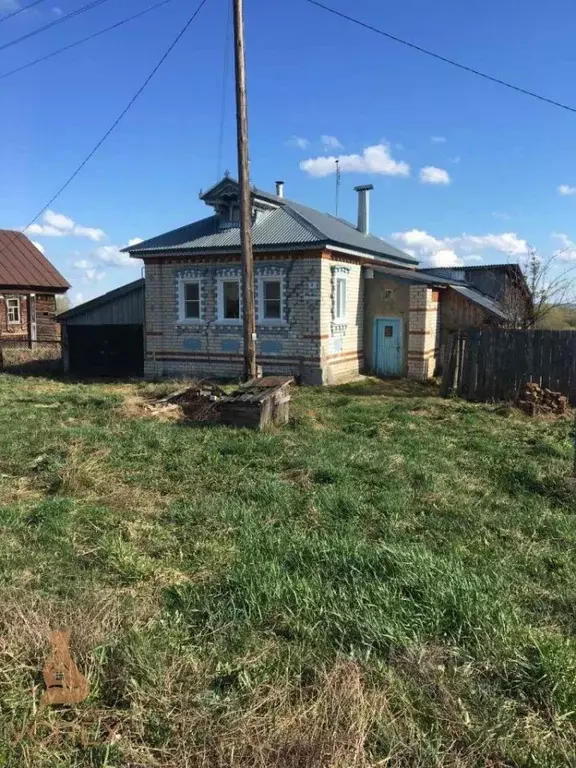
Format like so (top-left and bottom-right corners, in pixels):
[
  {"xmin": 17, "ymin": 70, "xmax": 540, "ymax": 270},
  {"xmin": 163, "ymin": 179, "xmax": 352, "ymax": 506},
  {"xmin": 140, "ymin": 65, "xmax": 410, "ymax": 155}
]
[{"xmin": 441, "ymin": 329, "xmax": 576, "ymax": 403}]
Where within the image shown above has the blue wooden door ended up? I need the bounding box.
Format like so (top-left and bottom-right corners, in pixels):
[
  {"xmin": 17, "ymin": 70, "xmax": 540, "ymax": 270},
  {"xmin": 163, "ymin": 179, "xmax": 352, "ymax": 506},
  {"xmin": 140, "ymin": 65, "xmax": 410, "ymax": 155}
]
[{"xmin": 374, "ymin": 318, "xmax": 403, "ymax": 376}]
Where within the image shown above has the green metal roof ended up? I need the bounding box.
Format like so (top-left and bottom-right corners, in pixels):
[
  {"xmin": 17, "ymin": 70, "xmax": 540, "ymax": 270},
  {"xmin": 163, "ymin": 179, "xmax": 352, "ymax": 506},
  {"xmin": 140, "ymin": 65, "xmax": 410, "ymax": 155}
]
[{"xmin": 123, "ymin": 179, "xmax": 417, "ymax": 266}]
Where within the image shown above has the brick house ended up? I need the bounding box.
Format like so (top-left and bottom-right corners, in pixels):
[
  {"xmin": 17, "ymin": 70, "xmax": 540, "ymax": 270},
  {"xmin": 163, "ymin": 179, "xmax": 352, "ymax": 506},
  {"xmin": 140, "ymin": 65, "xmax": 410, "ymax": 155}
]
[
  {"xmin": 124, "ymin": 177, "xmax": 526, "ymax": 384},
  {"xmin": 0, "ymin": 230, "xmax": 70, "ymax": 346}
]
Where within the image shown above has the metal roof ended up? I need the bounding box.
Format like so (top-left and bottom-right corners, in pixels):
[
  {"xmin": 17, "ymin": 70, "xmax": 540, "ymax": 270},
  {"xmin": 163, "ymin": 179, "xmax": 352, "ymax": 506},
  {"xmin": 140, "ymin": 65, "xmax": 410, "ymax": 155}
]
[
  {"xmin": 374, "ymin": 265, "xmax": 509, "ymax": 319},
  {"xmin": 58, "ymin": 278, "xmax": 144, "ymax": 321},
  {"xmin": 124, "ymin": 179, "xmax": 417, "ymax": 266},
  {"xmin": 374, "ymin": 265, "xmax": 468, "ymax": 286},
  {"xmin": 450, "ymin": 284, "xmax": 509, "ymax": 320},
  {"xmin": 0, "ymin": 230, "xmax": 70, "ymax": 291}
]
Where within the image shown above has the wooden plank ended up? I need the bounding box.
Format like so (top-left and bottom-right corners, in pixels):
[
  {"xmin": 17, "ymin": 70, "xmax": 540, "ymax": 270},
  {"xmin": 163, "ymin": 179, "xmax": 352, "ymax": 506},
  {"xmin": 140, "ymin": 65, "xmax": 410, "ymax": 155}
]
[{"xmin": 440, "ymin": 332, "xmax": 456, "ymax": 398}]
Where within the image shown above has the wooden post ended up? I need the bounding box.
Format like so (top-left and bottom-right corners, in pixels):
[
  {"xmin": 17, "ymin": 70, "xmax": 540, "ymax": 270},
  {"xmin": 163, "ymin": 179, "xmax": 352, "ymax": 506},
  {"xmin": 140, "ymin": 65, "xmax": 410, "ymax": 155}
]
[
  {"xmin": 233, "ymin": 0, "xmax": 257, "ymax": 380},
  {"xmin": 27, "ymin": 293, "xmax": 37, "ymax": 350}
]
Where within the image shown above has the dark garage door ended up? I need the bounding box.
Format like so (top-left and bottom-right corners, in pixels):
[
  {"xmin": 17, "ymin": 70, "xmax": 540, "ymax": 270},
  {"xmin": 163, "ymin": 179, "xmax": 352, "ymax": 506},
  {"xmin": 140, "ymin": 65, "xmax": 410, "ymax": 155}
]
[{"xmin": 67, "ymin": 324, "xmax": 144, "ymax": 376}]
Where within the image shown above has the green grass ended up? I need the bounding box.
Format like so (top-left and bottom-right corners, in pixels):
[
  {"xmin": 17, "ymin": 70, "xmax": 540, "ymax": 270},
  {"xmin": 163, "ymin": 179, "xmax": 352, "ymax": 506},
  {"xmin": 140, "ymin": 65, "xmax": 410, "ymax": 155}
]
[{"xmin": 1, "ymin": 374, "xmax": 576, "ymax": 767}]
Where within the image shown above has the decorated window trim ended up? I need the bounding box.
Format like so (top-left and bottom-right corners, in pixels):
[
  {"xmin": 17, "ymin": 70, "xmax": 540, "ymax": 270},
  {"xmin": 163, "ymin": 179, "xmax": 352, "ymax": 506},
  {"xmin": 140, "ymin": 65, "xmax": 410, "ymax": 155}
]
[
  {"xmin": 6, "ymin": 296, "xmax": 21, "ymax": 324},
  {"xmin": 175, "ymin": 269, "xmax": 205, "ymax": 326},
  {"xmin": 331, "ymin": 266, "xmax": 349, "ymax": 334},
  {"xmin": 256, "ymin": 265, "xmax": 287, "ymax": 325},
  {"xmin": 216, "ymin": 267, "xmax": 243, "ymax": 325}
]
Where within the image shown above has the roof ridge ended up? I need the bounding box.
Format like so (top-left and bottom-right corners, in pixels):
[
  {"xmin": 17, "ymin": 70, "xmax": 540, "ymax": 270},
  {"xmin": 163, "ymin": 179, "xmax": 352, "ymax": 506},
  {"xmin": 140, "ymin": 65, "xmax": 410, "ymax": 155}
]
[{"xmin": 280, "ymin": 202, "xmax": 328, "ymax": 242}]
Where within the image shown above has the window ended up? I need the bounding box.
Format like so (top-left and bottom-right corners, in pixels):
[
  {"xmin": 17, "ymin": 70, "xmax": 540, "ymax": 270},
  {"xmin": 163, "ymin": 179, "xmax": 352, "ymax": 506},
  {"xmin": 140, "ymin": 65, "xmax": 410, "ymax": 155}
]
[
  {"xmin": 177, "ymin": 278, "xmax": 202, "ymax": 323},
  {"xmin": 6, "ymin": 297, "xmax": 20, "ymax": 324},
  {"xmin": 219, "ymin": 279, "xmax": 241, "ymax": 321},
  {"xmin": 259, "ymin": 278, "xmax": 283, "ymax": 322},
  {"xmin": 384, "ymin": 289, "xmax": 393, "ymax": 300},
  {"xmin": 334, "ymin": 275, "xmax": 347, "ymax": 323},
  {"xmin": 384, "ymin": 325, "xmax": 393, "ymax": 337},
  {"xmin": 184, "ymin": 281, "xmax": 200, "ymax": 320}
]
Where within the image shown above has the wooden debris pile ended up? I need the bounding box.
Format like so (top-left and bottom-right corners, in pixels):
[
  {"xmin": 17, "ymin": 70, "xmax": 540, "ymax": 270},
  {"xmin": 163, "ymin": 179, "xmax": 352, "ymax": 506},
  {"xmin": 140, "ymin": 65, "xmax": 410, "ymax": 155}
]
[
  {"xmin": 517, "ymin": 382, "xmax": 569, "ymax": 416},
  {"xmin": 146, "ymin": 382, "xmax": 225, "ymax": 421}
]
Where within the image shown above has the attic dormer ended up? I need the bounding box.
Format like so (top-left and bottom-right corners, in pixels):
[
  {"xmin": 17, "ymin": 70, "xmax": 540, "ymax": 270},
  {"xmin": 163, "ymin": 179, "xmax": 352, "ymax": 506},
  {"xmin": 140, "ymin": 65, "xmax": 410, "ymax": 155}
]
[{"xmin": 200, "ymin": 176, "xmax": 279, "ymax": 230}]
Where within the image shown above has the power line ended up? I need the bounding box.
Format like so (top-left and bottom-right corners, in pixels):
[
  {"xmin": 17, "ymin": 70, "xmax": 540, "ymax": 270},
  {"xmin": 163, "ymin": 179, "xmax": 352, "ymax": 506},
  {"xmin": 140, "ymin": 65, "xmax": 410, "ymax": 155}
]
[
  {"xmin": 0, "ymin": 0, "xmax": 52, "ymax": 24},
  {"xmin": 0, "ymin": 0, "xmax": 113, "ymax": 55},
  {"xmin": 6, "ymin": 0, "xmax": 209, "ymax": 254},
  {"xmin": 0, "ymin": 0, "xmax": 180, "ymax": 81},
  {"xmin": 305, "ymin": 0, "xmax": 576, "ymax": 115}
]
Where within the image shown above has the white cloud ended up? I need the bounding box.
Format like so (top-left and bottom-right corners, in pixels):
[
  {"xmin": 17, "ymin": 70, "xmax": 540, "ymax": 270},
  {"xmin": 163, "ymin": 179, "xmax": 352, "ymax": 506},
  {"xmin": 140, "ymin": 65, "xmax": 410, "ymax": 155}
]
[
  {"xmin": 419, "ymin": 166, "xmax": 451, "ymax": 185},
  {"xmin": 552, "ymin": 233, "xmax": 576, "ymax": 260},
  {"xmin": 427, "ymin": 249, "xmax": 462, "ymax": 267},
  {"xmin": 72, "ymin": 292, "xmax": 85, "ymax": 306},
  {"xmin": 26, "ymin": 210, "xmax": 107, "ymax": 241},
  {"xmin": 82, "ymin": 269, "xmax": 106, "ymax": 284},
  {"xmin": 392, "ymin": 229, "xmax": 444, "ymax": 253},
  {"xmin": 300, "ymin": 143, "xmax": 409, "ymax": 178},
  {"xmin": 558, "ymin": 184, "xmax": 576, "ymax": 196},
  {"xmin": 393, "ymin": 228, "xmax": 529, "ymax": 266},
  {"xmin": 460, "ymin": 233, "xmax": 528, "ymax": 255},
  {"xmin": 128, "ymin": 237, "xmax": 143, "ymax": 247},
  {"xmin": 287, "ymin": 136, "xmax": 310, "ymax": 150},
  {"xmin": 73, "ymin": 259, "xmax": 93, "ymax": 270},
  {"xmin": 431, "ymin": 136, "xmax": 446, "ymax": 143},
  {"xmin": 44, "ymin": 210, "xmax": 74, "ymax": 231},
  {"xmin": 92, "ymin": 241, "xmax": 142, "ymax": 268},
  {"xmin": 31, "ymin": 241, "xmax": 45, "ymax": 254},
  {"xmin": 73, "ymin": 226, "xmax": 107, "ymax": 241},
  {"xmin": 321, "ymin": 135, "xmax": 343, "ymax": 150}
]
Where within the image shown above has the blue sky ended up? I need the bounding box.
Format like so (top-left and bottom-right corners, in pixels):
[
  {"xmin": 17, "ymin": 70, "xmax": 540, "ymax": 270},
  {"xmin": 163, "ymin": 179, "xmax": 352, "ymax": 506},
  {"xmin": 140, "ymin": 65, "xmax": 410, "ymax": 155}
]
[{"xmin": 2, "ymin": 0, "xmax": 576, "ymax": 303}]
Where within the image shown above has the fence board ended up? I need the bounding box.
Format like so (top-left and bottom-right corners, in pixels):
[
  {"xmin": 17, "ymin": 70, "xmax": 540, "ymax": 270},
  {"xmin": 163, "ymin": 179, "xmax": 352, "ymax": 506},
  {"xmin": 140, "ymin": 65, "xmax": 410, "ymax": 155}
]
[{"xmin": 441, "ymin": 329, "xmax": 576, "ymax": 404}]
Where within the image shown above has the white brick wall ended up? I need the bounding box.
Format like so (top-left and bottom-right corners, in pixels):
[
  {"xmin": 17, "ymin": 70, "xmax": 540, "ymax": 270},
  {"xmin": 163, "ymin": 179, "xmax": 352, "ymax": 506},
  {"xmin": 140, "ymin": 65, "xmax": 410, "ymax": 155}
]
[
  {"xmin": 143, "ymin": 248, "xmax": 367, "ymax": 385},
  {"xmin": 319, "ymin": 254, "xmax": 363, "ymax": 384},
  {"xmin": 144, "ymin": 252, "xmax": 325, "ymax": 384},
  {"xmin": 407, "ymin": 285, "xmax": 440, "ymax": 380}
]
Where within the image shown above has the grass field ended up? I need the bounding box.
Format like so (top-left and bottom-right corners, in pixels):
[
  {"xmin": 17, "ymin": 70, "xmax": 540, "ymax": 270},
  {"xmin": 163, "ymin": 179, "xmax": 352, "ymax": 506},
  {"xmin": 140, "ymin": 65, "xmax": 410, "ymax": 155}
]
[{"xmin": 1, "ymin": 373, "xmax": 576, "ymax": 767}]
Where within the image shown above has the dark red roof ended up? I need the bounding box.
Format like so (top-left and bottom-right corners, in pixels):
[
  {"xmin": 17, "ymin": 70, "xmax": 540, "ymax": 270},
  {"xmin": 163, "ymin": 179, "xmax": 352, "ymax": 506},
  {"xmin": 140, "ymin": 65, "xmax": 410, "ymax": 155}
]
[{"xmin": 0, "ymin": 230, "xmax": 70, "ymax": 292}]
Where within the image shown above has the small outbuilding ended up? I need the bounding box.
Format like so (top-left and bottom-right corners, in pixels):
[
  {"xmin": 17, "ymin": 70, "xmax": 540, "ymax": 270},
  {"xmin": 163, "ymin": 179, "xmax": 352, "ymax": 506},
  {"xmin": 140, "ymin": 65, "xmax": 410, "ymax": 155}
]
[{"xmin": 58, "ymin": 279, "xmax": 145, "ymax": 377}]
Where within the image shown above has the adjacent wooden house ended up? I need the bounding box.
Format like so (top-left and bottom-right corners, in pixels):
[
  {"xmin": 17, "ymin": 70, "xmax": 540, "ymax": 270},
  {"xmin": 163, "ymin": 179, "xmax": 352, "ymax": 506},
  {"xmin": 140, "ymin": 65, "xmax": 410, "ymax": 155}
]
[{"xmin": 0, "ymin": 230, "xmax": 69, "ymax": 346}]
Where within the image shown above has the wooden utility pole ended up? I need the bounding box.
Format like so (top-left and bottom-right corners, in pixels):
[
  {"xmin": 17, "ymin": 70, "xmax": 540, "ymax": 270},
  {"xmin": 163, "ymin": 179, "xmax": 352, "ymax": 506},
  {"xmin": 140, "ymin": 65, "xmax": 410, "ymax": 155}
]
[{"xmin": 233, "ymin": 0, "xmax": 256, "ymax": 380}]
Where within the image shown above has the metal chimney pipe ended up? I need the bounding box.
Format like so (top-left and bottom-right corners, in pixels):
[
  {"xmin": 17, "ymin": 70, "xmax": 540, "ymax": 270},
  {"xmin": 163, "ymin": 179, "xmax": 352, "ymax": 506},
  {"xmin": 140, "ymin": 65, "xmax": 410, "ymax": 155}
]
[
  {"xmin": 275, "ymin": 180, "xmax": 285, "ymax": 198},
  {"xmin": 354, "ymin": 184, "xmax": 374, "ymax": 234}
]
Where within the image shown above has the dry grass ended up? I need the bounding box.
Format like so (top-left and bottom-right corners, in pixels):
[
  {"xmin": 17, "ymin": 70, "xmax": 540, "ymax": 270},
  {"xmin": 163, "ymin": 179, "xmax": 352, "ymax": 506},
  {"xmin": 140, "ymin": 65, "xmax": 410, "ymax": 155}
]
[{"xmin": 1, "ymin": 374, "xmax": 576, "ymax": 766}]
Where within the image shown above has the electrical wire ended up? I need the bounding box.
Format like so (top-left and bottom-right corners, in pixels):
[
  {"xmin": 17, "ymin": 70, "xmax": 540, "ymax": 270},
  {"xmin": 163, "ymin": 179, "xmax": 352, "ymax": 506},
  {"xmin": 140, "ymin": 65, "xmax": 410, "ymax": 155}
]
[
  {"xmin": 0, "ymin": 0, "xmax": 180, "ymax": 80},
  {"xmin": 216, "ymin": 0, "xmax": 232, "ymax": 179},
  {"xmin": 305, "ymin": 0, "xmax": 576, "ymax": 115},
  {"xmin": 2, "ymin": 0, "xmax": 210, "ymax": 257},
  {"xmin": 0, "ymin": 0, "xmax": 114, "ymax": 55},
  {"xmin": 0, "ymin": 0, "xmax": 53, "ymax": 24}
]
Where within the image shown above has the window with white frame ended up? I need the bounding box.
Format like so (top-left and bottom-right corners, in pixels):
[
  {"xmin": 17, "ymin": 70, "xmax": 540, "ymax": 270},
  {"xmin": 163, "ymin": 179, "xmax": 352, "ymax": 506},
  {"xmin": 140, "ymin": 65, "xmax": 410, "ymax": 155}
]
[
  {"xmin": 258, "ymin": 277, "xmax": 283, "ymax": 322},
  {"xmin": 184, "ymin": 280, "xmax": 201, "ymax": 320},
  {"xmin": 333, "ymin": 274, "xmax": 347, "ymax": 323},
  {"xmin": 6, "ymin": 297, "xmax": 21, "ymax": 324},
  {"xmin": 177, "ymin": 278, "xmax": 202, "ymax": 322},
  {"xmin": 219, "ymin": 279, "xmax": 241, "ymax": 321}
]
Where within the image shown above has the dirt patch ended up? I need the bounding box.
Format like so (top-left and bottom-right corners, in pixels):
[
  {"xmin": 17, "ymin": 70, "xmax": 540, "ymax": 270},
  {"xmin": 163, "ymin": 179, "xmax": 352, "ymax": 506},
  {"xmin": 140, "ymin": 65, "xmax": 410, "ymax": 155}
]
[{"xmin": 122, "ymin": 382, "xmax": 224, "ymax": 423}]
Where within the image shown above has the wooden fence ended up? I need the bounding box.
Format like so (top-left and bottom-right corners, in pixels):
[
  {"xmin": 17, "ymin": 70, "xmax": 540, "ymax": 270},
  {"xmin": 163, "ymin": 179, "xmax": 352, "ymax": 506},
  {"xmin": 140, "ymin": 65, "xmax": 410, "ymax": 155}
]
[{"xmin": 441, "ymin": 329, "xmax": 576, "ymax": 403}]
